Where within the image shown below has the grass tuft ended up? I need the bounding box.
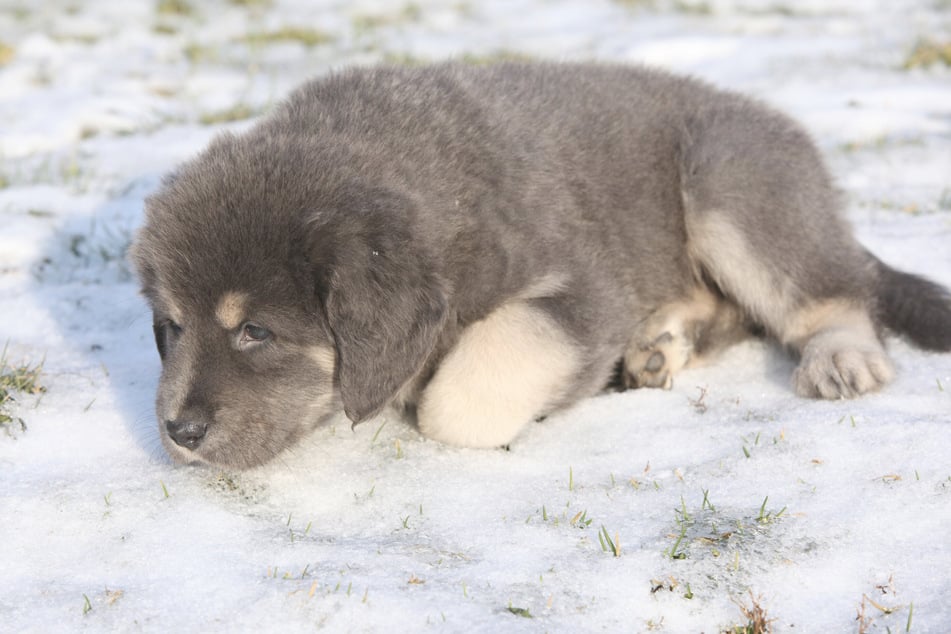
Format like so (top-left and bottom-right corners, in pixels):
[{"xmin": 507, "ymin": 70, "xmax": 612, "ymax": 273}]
[
  {"xmin": 903, "ymin": 39, "xmax": 951, "ymax": 69},
  {"xmin": 0, "ymin": 42, "xmax": 14, "ymax": 66},
  {"xmin": 184, "ymin": 43, "xmax": 218, "ymax": 64},
  {"xmin": 612, "ymin": 0, "xmax": 657, "ymax": 9},
  {"xmin": 240, "ymin": 27, "xmax": 335, "ymax": 47},
  {"xmin": 727, "ymin": 589, "xmax": 774, "ymax": 633},
  {"xmin": 702, "ymin": 489, "xmax": 715, "ymax": 512},
  {"xmin": 570, "ymin": 509, "xmax": 593, "ymax": 528},
  {"xmin": 666, "ymin": 496, "xmax": 690, "ymax": 559},
  {"xmin": 370, "ymin": 420, "xmax": 387, "ymax": 445},
  {"xmin": 156, "ymin": 0, "xmax": 193, "ymax": 16},
  {"xmin": 506, "ymin": 605, "xmax": 533, "ymax": 618},
  {"xmin": 352, "ymin": 3, "xmax": 423, "ymax": 33},
  {"xmin": 598, "ymin": 525, "xmax": 621, "ymax": 557},
  {"xmin": 199, "ymin": 103, "xmax": 261, "ymax": 126},
  {"xmin": 381, "ymin": 52, "xmax": 431, "ymax": 66},
  {"xmin": 755, "ymin": 496, "xmax": 786, "ymax": 524},
  {"xmin": 459, "ymin": 50, "xmax": 535, "ymax": 66},
  {"xmin": 0, "ymin": 345, "xmax": 45, "ymax": 434}
]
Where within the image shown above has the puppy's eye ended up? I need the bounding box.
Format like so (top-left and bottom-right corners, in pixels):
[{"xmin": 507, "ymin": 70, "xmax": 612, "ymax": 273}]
[
  {"xmin": 153, "ymin": 320, "xmax": 182, "ymax": 360},
  {"xmin": 240, "ymin": 323, "xmax": 271, "ymax": 344}
]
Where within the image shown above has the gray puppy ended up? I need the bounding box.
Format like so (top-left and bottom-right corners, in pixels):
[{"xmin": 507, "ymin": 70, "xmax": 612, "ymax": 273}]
[{"xmin": 131, "ymin": 62, "xmax": 951, "ymax": 469}]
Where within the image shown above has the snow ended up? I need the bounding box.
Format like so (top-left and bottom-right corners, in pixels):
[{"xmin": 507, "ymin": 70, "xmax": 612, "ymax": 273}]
[{"xmin": 1, "ymin": 0, "xmax": 950, "ymax": 631}]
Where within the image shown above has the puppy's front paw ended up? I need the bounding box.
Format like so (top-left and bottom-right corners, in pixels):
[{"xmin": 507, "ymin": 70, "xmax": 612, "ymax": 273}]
[{"xmin": 793, "ymin": 334, "xmax": 895, "ymax": 399}]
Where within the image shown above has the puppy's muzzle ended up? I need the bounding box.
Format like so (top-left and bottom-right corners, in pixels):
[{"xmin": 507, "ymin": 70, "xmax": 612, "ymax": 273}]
[{"xmin": 165, "ymin": 419, "xmax": 207, "ymax": 450}]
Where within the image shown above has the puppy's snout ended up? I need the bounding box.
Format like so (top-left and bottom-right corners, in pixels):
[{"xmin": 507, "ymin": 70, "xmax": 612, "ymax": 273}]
[{"xmin": 165, "ymin": 419, "xmax": 207, "ymax": 450}]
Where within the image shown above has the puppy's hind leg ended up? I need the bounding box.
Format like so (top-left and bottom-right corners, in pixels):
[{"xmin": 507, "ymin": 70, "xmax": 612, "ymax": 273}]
[
  {"xmin": 416, "ymin": 300, "xmax": 581, "ymax": 448},
  {"xmin": 678, "ymin": 100, "xmax": 900, "ymax": 398},
  {"xmin": 684, "ymin": 211, "xmax": 896, "ymax": 398}
]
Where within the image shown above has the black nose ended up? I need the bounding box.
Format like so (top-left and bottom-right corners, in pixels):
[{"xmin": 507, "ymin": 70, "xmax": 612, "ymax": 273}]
[{"xmin": 165, "ymin": 419, "xmax": 207, "ymax": 450}]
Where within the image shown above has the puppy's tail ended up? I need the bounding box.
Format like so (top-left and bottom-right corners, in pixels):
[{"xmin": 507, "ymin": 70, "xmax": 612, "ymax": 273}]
[{"xmin": 873, "ymin": 255, "xmax": 951, "ymax": 351}]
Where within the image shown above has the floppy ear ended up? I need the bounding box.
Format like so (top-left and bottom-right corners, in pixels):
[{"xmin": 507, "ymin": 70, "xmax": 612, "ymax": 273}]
[{"xmin": 309, "ymin": 189, "xmax": 448, "ymax": 424}]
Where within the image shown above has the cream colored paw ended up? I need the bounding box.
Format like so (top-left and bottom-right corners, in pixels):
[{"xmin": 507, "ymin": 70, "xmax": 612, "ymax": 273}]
[{"xmin": 793, "ymin": 330, "xmax": 894, "ymax": 399}]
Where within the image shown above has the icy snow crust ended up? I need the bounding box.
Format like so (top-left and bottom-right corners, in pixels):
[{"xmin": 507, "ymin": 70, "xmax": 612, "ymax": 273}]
[{"xmin": 1, "ymin": 0, "xmax": 949, "ymax": 631}]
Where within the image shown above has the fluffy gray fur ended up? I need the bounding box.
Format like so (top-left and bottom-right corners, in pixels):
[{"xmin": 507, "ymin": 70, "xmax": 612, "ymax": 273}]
[{"xmin": 130, "ymin": 62, "xmax": 951, "ymax": 469}]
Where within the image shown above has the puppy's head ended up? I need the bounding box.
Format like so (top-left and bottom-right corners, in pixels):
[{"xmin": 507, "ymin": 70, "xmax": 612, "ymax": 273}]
[{"xmin": 130, "ymin": 133, "xmax": 447, "ymax": 469}]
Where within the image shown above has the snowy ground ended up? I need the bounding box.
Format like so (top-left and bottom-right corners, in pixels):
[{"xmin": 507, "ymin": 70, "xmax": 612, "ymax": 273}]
[{"xmin": 1, "ymin": 0, "xmax": 950, "ymax": 631}]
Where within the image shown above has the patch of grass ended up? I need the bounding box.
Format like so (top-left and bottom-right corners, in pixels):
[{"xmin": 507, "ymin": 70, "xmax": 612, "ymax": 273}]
[
  {"xmin": 352, "ymin": 3, "xmax": 423, "ymax": 33},
  {"xmin": 56, "ymin": 220, "xmax": 134, "ymax": 274},
  {"xmin": 199, "ymin": 103, "xmax": 261, "ymax": 125},
  {"xmin": 152, "ymin": 22, "xmax": 179, "ymax": 35},
  {"xmin": 659, "ymin": 490, "xmax": 789, "ymax": 570},
  {"xmin": 506, "ymin": 605, "xmax": 533, "ymax": 618},
  {"xmin": 839, "ymin": 134, "xmax": 924, "ymax": 154},
  {"xmin": 741, "ymin": 431, "xmax": 761, "ymax": 458},
  {"xmin": 452, "ymin": 1, "xmax": 475, "ymax": 17},
  {"xmin": 353, "ymin": 484, "xmax": 375, "ymax": 503},
  {"xmin": 903, "ymin": 38, "xmax": 951, "ymax": 69},
  {"xmin": 702, "ymin": 488, "xmax": 716, "ymax": 512},
  {"xmin": 229, "ymin": 0, "xmax": 273, "ymax": 6},
  {"xmin": 371, "ymin": 420, "xmax": 387, "ymax": 445},
  {"xmin": 839, "ymin": 134, "xmax": 889, "ymax": 153},
  {"xmin": 666, "ymin": 497, "xmax": 690, "ymax": 559},
  {"xmin": 184, "ymin": 43, "xmax": 219, "ymax": 64},
  {"xmin": 755, "ymin": 496, "xmax": 786, "ymax": 524},
  {"xmin": 1, "ymin": 42, "xmax": 16, "ymax": 66},
  {"xmin": 937, "ymin": 190, "xmax": 951, "ymax": 212},
  {"xmin": 52, "ymin": 33, "xmax": 101, "ymax": 45},
  {"xmin": 5, "ymin": 152, "xmax": 92, "ymax": 192},
  {"xmin": 598, "ymin": 525, "xmax": 621, "ymax": 557},
  {"xmin": 569, "ymin": 509, "xmax": 593, "ymax": 528},
  {"xmin": 673, "ymin": 0, "xmax": 713, "ymax": 15},
  {"xmin": 0, "ymin": 345, "xmax": 45, "ymax": 435},
  {"xmin": 612, "ymin": 0, "xmax": 657, "ymax": 10},
  {"xmin": 689, "ymin": 385, "xmax": 708, "ymax": 413},
  {"xmin": 458, "ymin": 50, "xmax": 536, "ymax": 66},
  {"xmin": 381, "ymin": 51, "xmax": 430, "ymax": 66},
  {"xmin": 864, "ymin": 198, "xmax": 925, "ymax": 215},
  {"xmin": 855, "ymin": 577, "xmax": 913, "ymax": 634},
  {"xmin": 156, "ymin": 0, "xmax": 193, "ymax": 17},
  {"xmin": 726, "ymin": 589, "xmax": 774, "ymax": 633},
  {"xmin": 736, "ymin": 3, "xmax": 800, "ymax": 17},
  {"xmin": 240, "ymin": 27, "xmax": 335, "ymax": 47}
]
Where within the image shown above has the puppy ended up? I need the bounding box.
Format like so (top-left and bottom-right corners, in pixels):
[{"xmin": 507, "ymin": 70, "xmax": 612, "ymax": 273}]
[{"xmin": 130, "ymin": 62, "xmax": 951, "ymax": 469}]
